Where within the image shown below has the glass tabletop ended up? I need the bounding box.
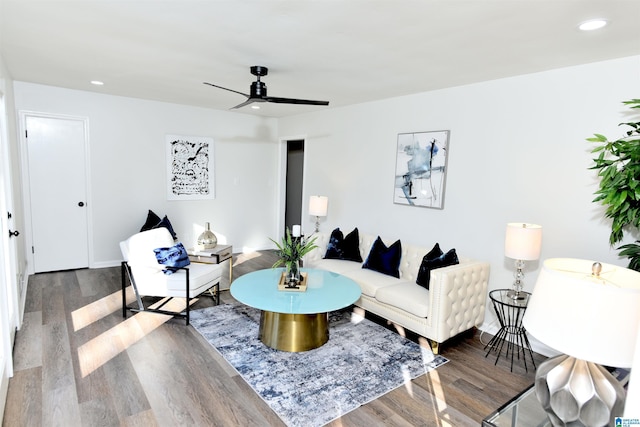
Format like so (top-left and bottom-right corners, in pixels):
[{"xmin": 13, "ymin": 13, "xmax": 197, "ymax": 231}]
[
  {"xmin": 483, "ymin": 385, "xmax": 550, "ymax": 427},
  {"xmin": 490, "ymin": 289, "xmax": 531, "ymax": 308},
  {"xmin": 230, "ymin": 268, "xmax": 362, "ymax": 314}
]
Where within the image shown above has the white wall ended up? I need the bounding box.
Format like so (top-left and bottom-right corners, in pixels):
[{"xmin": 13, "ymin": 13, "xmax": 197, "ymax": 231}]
[
  {"xmin": 279, "ymin": 55, "xmax": 640, "ymax": 339},
  {"xmin": 13, "ymin": 82, "xmax": 280, "ymax": 269},
  {"xmin": 10, "ymin": 56, "xmax": 640, "ymax": 347}
]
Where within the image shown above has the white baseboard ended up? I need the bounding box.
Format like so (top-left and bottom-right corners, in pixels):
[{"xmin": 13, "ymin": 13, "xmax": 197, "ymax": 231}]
[{"xmin": 90, "ymin": 260, "xmax": 122, "ymax": 269}]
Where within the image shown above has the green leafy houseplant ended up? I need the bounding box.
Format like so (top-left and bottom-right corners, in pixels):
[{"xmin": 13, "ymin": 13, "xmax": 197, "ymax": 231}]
[
  {"xmin": 588, "ymin": 99, "xmax": 640, "ymax": 270},
  {"xmin": 270, "ymin": 228, "xmax": 318, "ymax": 282}
]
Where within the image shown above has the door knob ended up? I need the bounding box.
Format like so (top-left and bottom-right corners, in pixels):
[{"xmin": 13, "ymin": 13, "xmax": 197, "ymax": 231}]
[
  {"xmin": 8, "ymin": 230, "xmax": 19, "ymax": 238},
  {"xmin": 78, "ymin": 202, "xmax": 85, "ymax": 207}
]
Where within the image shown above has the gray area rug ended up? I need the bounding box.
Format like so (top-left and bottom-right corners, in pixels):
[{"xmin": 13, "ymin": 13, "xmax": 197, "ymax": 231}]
[{"xmin": 190, "ymin": 304, "xmax": 448, "ymax": 427}]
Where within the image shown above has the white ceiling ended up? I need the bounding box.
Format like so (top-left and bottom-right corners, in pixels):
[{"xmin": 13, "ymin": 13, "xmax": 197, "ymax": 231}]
[{"xmin": 1, "ymin": 1, "xmax": 639, "ymax": 118}]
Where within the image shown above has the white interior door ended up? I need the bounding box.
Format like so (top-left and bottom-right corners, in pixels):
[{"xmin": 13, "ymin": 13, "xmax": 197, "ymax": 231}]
[
  {"xmin": 25, "ymin": 115, "xmax": 89, "ymax": 273},
  {"xmin": 0, "ymin": 93, "xmax": 15, "ymax": 425}
]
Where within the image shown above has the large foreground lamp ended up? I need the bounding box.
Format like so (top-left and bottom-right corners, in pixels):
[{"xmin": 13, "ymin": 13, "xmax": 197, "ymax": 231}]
[
  {"xmin": 523, "ymin": 258, "xmax": 640, "ymax": 426},
  {"xmin": 309, "ymin": 196, "xmax": 328, "ymax": 233},
  {"xmin": 505, "ymin": 223, "xmax": 542, "ymax": 299}
]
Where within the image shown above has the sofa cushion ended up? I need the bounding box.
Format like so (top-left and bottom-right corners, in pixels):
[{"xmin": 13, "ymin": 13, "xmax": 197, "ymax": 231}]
[
  {"xmin": 416, "ymin": 245, "xmax": 459, "ymax": 290},
  {"xmin": 324, "ymin": 227, "xmax": 362, "ymax": 262},
  {"xmin": 308, "ymin": 258, "xmax": 362, "ymax": 276},
  {"xmin": 362, "ymin": 236, "xmax": 402, "ymax": 278},
  {"xmin": 342, "ymin": 268, "xmax": 402, "ymax": 297},
  {"xmin": 134, "ymin": 262, "xmax": 223, "ymax": 297},
  {"xmin": 376, "ymin": 281, "xmax": 430, "ymax": 318}
]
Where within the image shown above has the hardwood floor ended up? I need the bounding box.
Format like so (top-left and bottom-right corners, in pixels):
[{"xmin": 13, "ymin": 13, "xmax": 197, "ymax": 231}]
[{"xmin": 3, "ymin": 250, "xmax": 545, "ymax": 426}]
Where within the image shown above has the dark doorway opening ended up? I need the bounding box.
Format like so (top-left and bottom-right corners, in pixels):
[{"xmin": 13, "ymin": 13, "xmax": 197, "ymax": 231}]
[{"xmin": 285, "ymin": 140, "xmax": 304, "ymax": 234}]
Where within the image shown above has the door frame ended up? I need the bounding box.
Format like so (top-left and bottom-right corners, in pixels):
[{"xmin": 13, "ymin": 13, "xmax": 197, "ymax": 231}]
[
  {"xmin": 19, "ymin": 111, "xmax": 94, "ymax": 275},
  {"xmin": 277, "ymin": 135, "xmax": 307, "ymax": 241}
]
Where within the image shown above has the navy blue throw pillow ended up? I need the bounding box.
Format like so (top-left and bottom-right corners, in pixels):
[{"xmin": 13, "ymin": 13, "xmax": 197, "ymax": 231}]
[
  {"xmin": 153, "ymin": 242, "xmax": 190, "ymax": 275},
  {"xmin": 140, "ymin": 209, "xmax": 162, "ymax": 232},
  {"xmin": 324, "ymin": 227, "xmax": 362, "ymax": 262},
  {"xmin": 362, "ymin": 236, "xmax": 402, "ymax": 278},
  {"xmin": 140, "ymin": 210, "xmax": 178, "ymax": 240},
  {"xmin": 416, "ymin": 244, "xmax": 459, "ymax": 290},
  {"xmin": 158, "ymin": 215, "xmax": 178, "ymax": 240}
]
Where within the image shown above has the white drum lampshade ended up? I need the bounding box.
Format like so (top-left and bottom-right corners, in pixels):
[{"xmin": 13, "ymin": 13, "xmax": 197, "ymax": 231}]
[{"xmin": 309, "ymin": 196, "xmax": 328, "ymax": 232}]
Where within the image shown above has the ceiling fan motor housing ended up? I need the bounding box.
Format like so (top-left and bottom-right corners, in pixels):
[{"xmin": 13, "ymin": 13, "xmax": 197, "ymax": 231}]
[{"xmin": 250, "ymin": 81, "xmax": 267, "ymax": 98}]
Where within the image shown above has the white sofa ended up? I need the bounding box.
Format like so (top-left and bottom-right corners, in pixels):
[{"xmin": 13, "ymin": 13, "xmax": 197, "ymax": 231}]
[{"xmin": 303, "ymin": 231, "xmax": 490, "ymax": 353}]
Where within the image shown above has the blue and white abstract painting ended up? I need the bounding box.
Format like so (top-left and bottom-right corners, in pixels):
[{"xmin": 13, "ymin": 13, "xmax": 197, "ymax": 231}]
[{"xmin": 394, "ymin": 130, "xmax": 450, "ymax": 209}]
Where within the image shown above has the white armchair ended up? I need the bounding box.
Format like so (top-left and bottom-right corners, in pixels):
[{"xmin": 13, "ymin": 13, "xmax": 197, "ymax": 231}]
[{"xmin": 120, "ymin": 227, "xmax": 223, "ymax": 325}]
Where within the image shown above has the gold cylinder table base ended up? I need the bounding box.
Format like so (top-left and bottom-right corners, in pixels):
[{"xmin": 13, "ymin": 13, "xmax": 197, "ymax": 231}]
[{"xmin": 259, "ymin": 311, "xmax": 329, "ymax": 352}]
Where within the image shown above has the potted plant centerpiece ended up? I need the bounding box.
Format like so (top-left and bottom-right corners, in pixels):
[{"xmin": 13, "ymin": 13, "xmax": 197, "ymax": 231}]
[
  {"xmin": 271, "ymin": 227, "xmax": 318, "ymax": 287},
  {"xmin": 589, "ymin": 99, "xmax": 640, "ymax": 270}
]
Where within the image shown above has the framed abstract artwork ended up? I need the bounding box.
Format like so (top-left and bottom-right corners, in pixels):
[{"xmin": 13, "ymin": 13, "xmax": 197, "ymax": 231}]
[
  {"xmin": 393, "ymin": 130, "xmax": 450, "ymax": 209},
  {"xmin": 166, "ymin": 134, "xmax": 215, "ymax": 200}
]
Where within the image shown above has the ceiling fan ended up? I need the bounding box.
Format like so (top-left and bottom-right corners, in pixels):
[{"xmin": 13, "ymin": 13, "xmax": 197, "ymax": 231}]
[{"xmin": 204, "ymin": 65, "xmax": 329, "ymax": 110}]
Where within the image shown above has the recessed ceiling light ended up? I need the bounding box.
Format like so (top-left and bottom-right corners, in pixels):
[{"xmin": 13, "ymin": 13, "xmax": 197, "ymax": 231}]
[
  {"xmin": 251, "ymin": 105, "xmax": 260, "ymax": 110},
  {"xmin": 579, "ymin": 19, "xmax": 607, "ymax": 31},
  {"xmin": 90, "ymin": 80, "xmax": 104, "ymax": 86}
]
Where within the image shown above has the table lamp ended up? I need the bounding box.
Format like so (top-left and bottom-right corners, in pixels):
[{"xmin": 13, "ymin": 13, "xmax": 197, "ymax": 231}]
[
  {"xmin": 309, "ymin": 196, "xmax": 328, "ymax": 233},
  {"xmin": 523, "ymin": 258, "xmax": 640, "ymax": 426},
  {"xmin": 504, "ymin": 223, "xmax": 542, "ymax": 299}
]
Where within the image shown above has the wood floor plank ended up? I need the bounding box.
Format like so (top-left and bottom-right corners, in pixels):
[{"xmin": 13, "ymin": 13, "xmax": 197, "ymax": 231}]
[
  {"xmin": 4, "ymin": 250, "xmax": 546, "ymax": 427},
  {"xmin": 3, "ymin": 367, "xmax": 43, "ymax": 427},
  {"xmin": 120, "ymin": 409, "xmax": 159, "ymax": 427},
  {"xmin": 42, "ymin": 384, "xmax": 81, "ymax": 427},
  {"xmin": 79, "ymin": 396, "xmax": 120, "ymax": 427},
  {"xmin": 23, "ymin": 273, "xmax": 44, "ymax": 314},
  {"xmin": 12, "ymin": 310, "xmax": 42, "ymax": 372},
  {"xmin": 42, "ymin": 320, "xmax": 75, "ymax": 392}
]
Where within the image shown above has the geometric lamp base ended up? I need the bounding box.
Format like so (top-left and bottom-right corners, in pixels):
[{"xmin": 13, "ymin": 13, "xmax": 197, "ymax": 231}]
[{"xmin": 534, "ymin": 354, "xmax": 626, "ymax": 427}]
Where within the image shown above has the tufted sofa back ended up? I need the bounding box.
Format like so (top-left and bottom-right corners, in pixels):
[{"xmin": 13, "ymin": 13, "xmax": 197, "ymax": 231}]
[{"xmin": 305, "ymin": 230, "xmax": 467, "ymax": 283}]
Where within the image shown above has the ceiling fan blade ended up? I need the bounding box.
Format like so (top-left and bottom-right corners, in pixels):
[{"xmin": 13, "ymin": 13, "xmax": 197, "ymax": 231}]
[
  {"xmin": 231, "ymin": 98, "xmax": 264, "ymax": 109},
  {"xmin": 264, "ymin": 96, "xmax": 329, "ymax": 106},
  {"xmin": 203, "ymin": 82, "xmax": 249, "ymax": 97}
]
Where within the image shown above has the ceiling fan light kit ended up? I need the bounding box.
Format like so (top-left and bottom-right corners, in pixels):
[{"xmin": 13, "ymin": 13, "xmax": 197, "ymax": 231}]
[{"xmin": 204, "ymin": 65, "xmax": 329, "ymax": 110}]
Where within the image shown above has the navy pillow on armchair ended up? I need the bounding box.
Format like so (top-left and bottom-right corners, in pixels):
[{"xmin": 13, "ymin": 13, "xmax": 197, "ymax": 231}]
[
  {"xmin": 362, "ymin": 236, "xmax": 402, "ymax": 278},
  {"xmin": 324, "ymin": 227, "xmax": 362, "ymax": 262},
  {"xmin": 140, "ymin": 209, "xmax": 162, "ymax": 232},
  {"xmin": 140, "ymin": 209, "xmax": 178, "ymax": 240}
]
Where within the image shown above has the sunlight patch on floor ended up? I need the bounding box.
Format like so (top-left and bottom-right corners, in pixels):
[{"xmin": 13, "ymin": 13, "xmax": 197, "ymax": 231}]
[
  {"xmin": 233, "ymin": 250, "xmax": 262, "ymax": 267},
  {"xmin": 427, "ymin": 369, "xmax": 455, "ymax": 426},
  {"xmin": 71, "ymin": 287, "xmax": 136, "ymax": 332},
  {"xmin": 77, "ymin": 297, "xmax": 195, "ymax": 377},
  {"xmin": 350, "ymin": 307, "xmax": 365, "ymax": 324},
  {"xmin": 402, "ymin": 365, "xmax": 415, "ymax": 396}
]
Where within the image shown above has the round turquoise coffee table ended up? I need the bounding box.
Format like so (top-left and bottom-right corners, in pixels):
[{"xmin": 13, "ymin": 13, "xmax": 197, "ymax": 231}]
[{"xmin": 230, "ymin": 268, "xmax": 361, "ymax": 352}]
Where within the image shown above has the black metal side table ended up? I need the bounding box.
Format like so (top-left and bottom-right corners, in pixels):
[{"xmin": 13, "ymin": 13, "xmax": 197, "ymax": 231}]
[{"xmin": 484, "ymin": 289, "xmax": 536, "ymax": 372}]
